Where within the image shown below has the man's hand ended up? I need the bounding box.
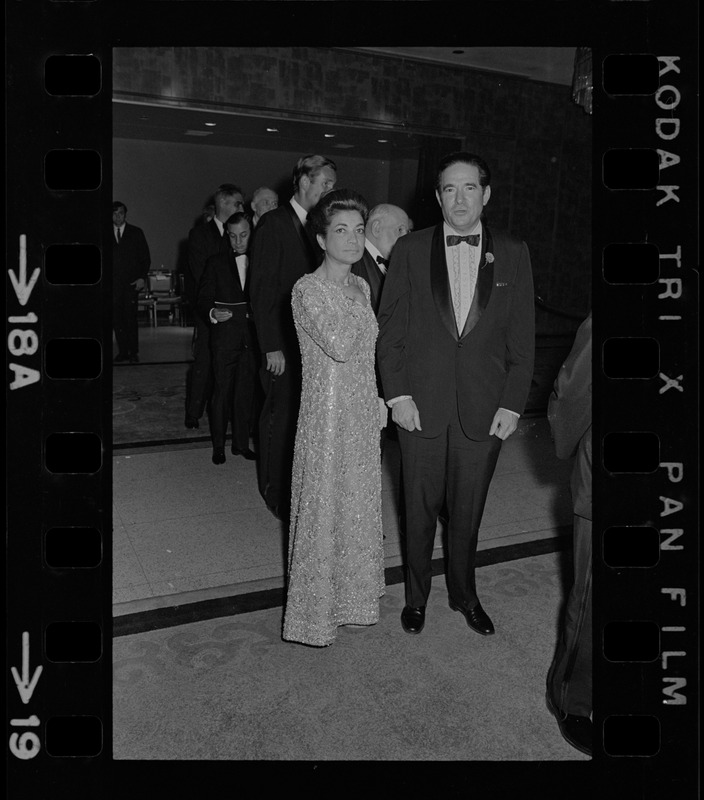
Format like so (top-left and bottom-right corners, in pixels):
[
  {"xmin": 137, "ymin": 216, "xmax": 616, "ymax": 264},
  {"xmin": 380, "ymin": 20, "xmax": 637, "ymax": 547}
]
[
  {"xmin": 211, "ymin": 308, "xmax": 233, "ymax": 323},
  {"xmin": 489, "ymin": 408, "xmax": 518, "ymax": 440},
  {"xmin": 266, "ymin": 350, "xmax": 286, "ymax": 376},
  {"xmin": 131, "ymin": 278, "xmax": 146, "ymax": 292},
  {"xmin": 391, "ymin": 398, "xmax": 422, "ymax": 432}
]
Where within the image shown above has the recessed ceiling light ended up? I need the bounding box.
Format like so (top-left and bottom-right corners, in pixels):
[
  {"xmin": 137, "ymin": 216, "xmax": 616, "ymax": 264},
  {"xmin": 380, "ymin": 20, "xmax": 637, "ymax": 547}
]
[
  {"xmin": 266, "ymin": 127, "xmax": 279, "ymax": 133},
  {"xmin": 204, "ymin": 122, "xmax": 217, "ymax": 127},
  {"xmin": 377, "ymin": 139, "xmax": 389, "ymax": 143},
  {"xmin": 324, "ymin": 134, "xmax": 335, "ymax": 138}
]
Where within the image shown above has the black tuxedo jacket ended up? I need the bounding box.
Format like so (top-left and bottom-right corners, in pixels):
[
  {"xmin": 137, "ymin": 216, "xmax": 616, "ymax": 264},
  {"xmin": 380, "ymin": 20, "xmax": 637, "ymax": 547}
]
[
  {"xmin": 186, "ymin": 219, "xmax": 228, "ymax": 306},
  {"xmin": 377, "ymin": 223, "xmax": 535, "ymax": 441},
  {"xmin": 351, "ymin": 246, "xmax": 386, "ymax": 316},
  {"xmin": 112, "ymin": 223, "xmax": 150, "ymax": 288},
  {"xmin": 197, "ymin": 250, "xmax": 252, "ymax": 347},
  {"xmin": 248, "ymin": 202, "xmax": 321, "ymax": 355}
]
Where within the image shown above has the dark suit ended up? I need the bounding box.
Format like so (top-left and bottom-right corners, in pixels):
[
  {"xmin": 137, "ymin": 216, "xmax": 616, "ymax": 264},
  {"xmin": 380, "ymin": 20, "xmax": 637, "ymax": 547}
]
[
  {"xmin": 546, "ymin": 312, "xmax": 592, "ymax": 718},
  {"xmin": 351, "ymin": 246, "xmax": 386, "ymax": 316},
  {"xmin": 352, "ymin": 245, "xmax": 391, "ymax": 449},
  {"xmin": 113, "ymin": 222, "xmax": 150, "ymax": 357},
  {"xmin": 377, "ymin": 223, "xmax": 535, "ymax": 609},
  {"xmin": 186, "ymin": 219, "xmax": 229, "ymax": 419},
  {"xmin": 197, "ymin": 250, "xmax": 257, "ymax": 452},
  {"xmin": 249, "ymin": 201, "xmax": 322, "ymax": 514}
]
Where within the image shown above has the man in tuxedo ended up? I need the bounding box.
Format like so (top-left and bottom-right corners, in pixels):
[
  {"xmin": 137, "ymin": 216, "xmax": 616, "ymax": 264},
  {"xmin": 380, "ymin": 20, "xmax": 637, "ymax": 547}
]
[
  {"xmin": 351, "ymin": 203, "xmax": 410, "ymax": 315},
  {"xmin": 184, "ymin": 184, "xmax": 245, "ymax": 429},
  {"xmin": 198, "ymin": 212, "xmax": 257, "ymax": 465},
  {"xmin": 112, "ymin": 201, "xmax": 151, "ymax": 364},
  {"xmin": 377, "ymin": 152, "xmax": 535, "ymax": 636},
  {"xmin": 352, "ymin": 203, "xmax": 410, "ymax": 456},
  {"xmin": 250, "ymin": 186, "xmax": 279, "ymax": 227},
  {"xmin": 546, "ymin": 312, "xmax": 592, "ymax": 756},
  {"xmin": 249, "ymin": 154, "xmax": 337, "ymax": 519}
]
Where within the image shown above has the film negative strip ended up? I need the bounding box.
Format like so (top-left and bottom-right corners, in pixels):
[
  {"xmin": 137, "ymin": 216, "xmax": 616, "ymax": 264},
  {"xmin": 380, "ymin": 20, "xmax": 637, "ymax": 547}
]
[{"xmin": 5, "ymin": 1, "xmax": 698, "ymax": 796}]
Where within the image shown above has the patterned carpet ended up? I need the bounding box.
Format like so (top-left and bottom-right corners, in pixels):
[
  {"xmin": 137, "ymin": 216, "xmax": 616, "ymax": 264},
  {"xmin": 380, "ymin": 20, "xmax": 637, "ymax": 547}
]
[{"xmin": 113, "ymin": 551, "xmax": 588, "ymax": 761}]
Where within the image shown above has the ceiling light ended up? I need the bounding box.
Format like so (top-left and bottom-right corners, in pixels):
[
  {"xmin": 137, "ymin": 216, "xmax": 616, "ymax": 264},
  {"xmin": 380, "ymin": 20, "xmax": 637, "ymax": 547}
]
[
  {"xmin": 266, "ymin": 127, "xmax": 278, "ymax": 133},
  {"xmin": 377, "ymin": 139, "xmax": 388, "ymax": 143},
  {"xmin": 204, "ymin": 122, "xmax": 216, "ymax": 127},
  {"xmin": 324, "ymin": 134, "xmax": 335, "ymax": 138}
]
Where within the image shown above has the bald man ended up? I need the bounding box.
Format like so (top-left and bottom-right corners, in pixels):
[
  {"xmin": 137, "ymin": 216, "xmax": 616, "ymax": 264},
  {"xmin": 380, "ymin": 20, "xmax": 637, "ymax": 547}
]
[
  {"xmin": 351, "ymin": 203, "xmax": 409, "ymax": 314},
  {"xmin": 250, "ymin": 186, "xmax": 279, "ymax": 227}
]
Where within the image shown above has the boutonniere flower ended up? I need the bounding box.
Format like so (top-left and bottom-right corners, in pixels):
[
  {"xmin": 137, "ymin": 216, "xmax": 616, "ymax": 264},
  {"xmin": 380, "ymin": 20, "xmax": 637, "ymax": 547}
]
[{"xmin": 482, "ymin": 252, "xmax": 494, "ymax": 268}]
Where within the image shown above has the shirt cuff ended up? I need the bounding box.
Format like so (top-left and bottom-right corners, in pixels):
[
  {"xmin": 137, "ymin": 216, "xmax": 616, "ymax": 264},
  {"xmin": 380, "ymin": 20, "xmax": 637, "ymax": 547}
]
[
  {"xmin": 209, "ymin": 308, "xmax": 218, "ymax": 323},
  {"xmin": 387, "ymin": 395, "xmax": 412, "ymax": 408},
  {"xmin": 499, "ymin": 407, "xmax": 520, "ymax": 418}
]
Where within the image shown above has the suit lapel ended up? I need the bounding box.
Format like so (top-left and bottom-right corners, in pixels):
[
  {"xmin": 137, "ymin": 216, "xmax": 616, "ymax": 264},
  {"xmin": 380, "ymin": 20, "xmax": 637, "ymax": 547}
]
[
  {"xmin": 430, "ymin": 224, "xmax": 459, "ymax": 341},
  {"xmin": 460, "ymin": 225, "xmax": 494, "ymax": 338},
  {"xmin": 364, "ymin": 250, "xmax": 382, "ymax": 308},
  {"xmin": 284, "ymin": 203, "xmax": 317, "ymax": 266}
]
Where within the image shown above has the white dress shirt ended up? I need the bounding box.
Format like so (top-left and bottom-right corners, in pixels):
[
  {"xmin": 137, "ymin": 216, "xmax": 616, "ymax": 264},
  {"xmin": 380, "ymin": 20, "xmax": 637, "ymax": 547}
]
[{"xmin": 290, "ymin": 196, "xmax": 308, "ymax": 225}]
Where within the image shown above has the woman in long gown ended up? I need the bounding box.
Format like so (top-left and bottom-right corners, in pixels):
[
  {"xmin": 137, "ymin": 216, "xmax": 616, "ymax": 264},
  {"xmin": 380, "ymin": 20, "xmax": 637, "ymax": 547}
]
[{"xmin": 282, "ymin": 189, "xmax": 386, "ymax": 647}]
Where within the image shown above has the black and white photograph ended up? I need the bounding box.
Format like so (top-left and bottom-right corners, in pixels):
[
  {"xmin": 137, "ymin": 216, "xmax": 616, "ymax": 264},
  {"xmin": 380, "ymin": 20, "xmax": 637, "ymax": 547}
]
[
  {"xmin": 111, "ymin": 45, "xmax": 593, "ymax": 761},
  {"xmin": 5, "ymin": 2, "xmax": 698, "ymax": 795}
]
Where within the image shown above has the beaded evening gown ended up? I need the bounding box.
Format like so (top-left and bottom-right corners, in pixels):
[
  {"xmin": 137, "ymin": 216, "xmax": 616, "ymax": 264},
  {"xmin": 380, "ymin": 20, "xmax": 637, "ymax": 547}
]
[{"xmin": 283, "ymin": 272, "xmax": 385, "ymax": 647}]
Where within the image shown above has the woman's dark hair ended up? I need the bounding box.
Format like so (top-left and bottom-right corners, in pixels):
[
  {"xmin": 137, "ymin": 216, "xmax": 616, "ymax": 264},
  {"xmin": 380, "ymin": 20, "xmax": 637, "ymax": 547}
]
[{"xmin": 308, "ymin": 188, "xmax": 369, "ymax": 238}]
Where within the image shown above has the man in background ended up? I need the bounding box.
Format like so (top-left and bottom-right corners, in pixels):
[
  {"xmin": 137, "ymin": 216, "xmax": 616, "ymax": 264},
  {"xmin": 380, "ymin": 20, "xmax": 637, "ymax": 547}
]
[
  {"xmin": 198, "ymin": 212, "xmax": 257, "ymax": 465},
  {"xmin": 352, "ymin": 203, "xmax": 409, "ymax": 315},
  {"xmin": 250, "ymin": 186, "xmax": 279, "ymax": 227},
  {"xmin": 184, "ymin": 183, "xmax": 245, "ymax": 429},
  {"xmin": 112, "ymin": 201, "xmax": 151, "ymax": 364},
  {"xmin": 249, "ymin": 155, "xmax": 337, "ymax": 520}
]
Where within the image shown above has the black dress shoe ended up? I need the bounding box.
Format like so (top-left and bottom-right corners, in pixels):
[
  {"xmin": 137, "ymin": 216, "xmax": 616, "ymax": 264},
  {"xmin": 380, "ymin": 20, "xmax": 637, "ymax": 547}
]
[
  {"xmin": 113, "ymin": 353, "xmax": 129, "ymax": 363},
  {"xmin": 449, "ymin": 599, "xmax": 495, "ymax": 635},
  {"xmin": 401, "ymin": 605, "xmax": 426, "ymax": 634},
  {"xmin": 231, "ymin": 447, "xmax": 256, "ymax": 460},
  {"xmin": 184, "ymin": 415, "xmax": 199, "ymax": 429},
  {"xmin": 212, "ymin": 448, "xmax": 226, "ymax": 465},
  {"xmin": 546, "ymin": 692, "xmax": 592, "ymax": 756}
]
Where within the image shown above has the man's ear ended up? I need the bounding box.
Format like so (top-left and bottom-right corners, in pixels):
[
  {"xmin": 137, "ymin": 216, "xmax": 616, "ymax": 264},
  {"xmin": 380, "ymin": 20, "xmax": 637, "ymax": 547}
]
[{"xmin": 482, "ymin": 185, "xmax": 492, "ymax": 206}]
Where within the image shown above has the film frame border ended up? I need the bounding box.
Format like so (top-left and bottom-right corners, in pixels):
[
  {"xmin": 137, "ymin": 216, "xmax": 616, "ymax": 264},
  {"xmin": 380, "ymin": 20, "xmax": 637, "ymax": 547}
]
[{"xmin": 4, "ymin": 1, "xmax": 699, "ymax": 796}]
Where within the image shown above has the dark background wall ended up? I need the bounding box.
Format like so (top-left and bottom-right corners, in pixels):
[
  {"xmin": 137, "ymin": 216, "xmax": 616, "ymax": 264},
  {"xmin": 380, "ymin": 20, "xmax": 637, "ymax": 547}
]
[
  {"xmin": 113, "ymin": 139, "xmax": 416, "ymax": 277},
  {"xmin": 114, "ymin": 47, "xmax": 591, "ymax": 335}
]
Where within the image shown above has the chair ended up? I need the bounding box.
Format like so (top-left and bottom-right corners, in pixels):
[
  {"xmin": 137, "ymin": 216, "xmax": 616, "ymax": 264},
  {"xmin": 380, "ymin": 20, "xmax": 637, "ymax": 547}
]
[
  {"xmin": 137, "ymin": 291, "xmax": 157, "ymax": 327},
  {"xmin": 148, "ymin": 271, "xmax": 183, "ymax": 325}
]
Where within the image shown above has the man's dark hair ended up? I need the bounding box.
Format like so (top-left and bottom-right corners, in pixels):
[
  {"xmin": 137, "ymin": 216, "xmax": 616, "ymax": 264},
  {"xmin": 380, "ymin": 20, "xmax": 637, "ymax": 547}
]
[
  {"xmin": 113, "ymin": 201, "xmax": 127, "ymax": 213},
  {"xmin": 225, "ymin": 211, "xmax": 251, "ymax": 228},
  {"xmin": 435, "ymin": 152, "xmax": 491, "ymax": 192}
]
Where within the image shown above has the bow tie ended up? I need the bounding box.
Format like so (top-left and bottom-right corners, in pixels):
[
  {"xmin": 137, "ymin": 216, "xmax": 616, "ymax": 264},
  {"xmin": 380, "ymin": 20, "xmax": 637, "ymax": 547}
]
[
  {"xmin": 376, "ymin": 255, "xmax": 389, "ymax": 267},
  {"xmin": 446, "ymin": 234, "xmax": 480, "ymax": 247}
]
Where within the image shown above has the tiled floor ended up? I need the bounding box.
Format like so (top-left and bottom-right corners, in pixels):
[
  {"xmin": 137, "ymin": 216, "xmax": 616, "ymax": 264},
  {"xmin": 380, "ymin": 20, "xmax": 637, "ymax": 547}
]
[{"xmin": 113, "ymin": 416, "xmax": 574, "ymax": 613}]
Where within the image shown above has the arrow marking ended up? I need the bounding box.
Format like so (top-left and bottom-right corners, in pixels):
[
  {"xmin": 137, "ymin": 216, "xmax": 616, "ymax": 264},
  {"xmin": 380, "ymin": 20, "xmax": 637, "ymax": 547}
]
[
  {"xmin": 11, "ymin": 632, "xmax": 43, "ymax": 705},
  {"xmin": 8, "ymin": 235, "xmax": 40, "ymax": 307}
]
